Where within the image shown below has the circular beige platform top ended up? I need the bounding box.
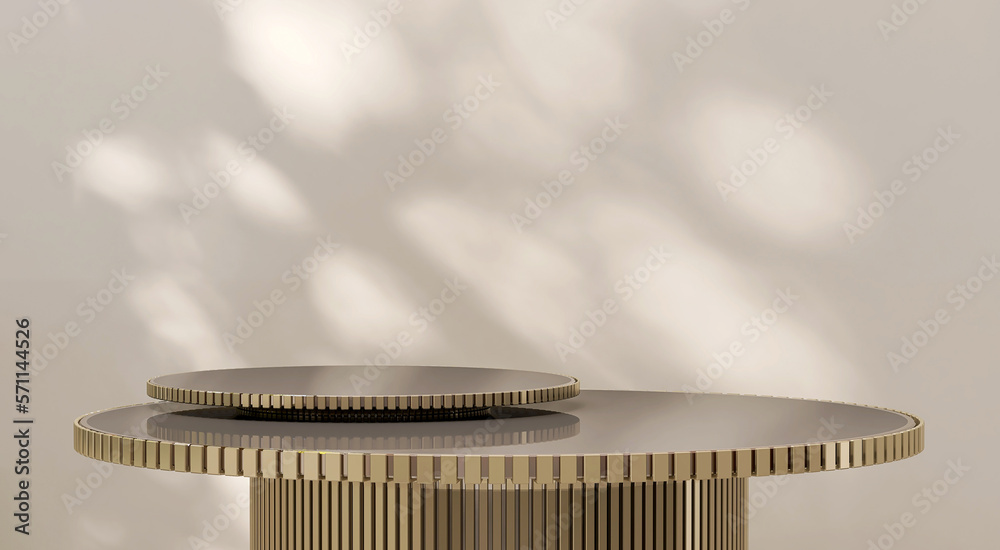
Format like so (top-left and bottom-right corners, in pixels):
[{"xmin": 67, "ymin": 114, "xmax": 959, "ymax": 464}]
[
  {"xmin": 147, "ymin": 366, "xmax": 580, "ymax": 412},
  {"xmin": 75, "ymin": 390, "xmax": 923, "ymax": 485}
]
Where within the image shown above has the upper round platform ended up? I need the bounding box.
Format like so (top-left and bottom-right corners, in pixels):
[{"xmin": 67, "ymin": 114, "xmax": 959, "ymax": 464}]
[
  {"xmin": 75, "ymin": 390, "xmax": 923, "ymax": 484},
  {"xmin": 147, "ymin": 366, "xmax": 580, "ymax": 413}
]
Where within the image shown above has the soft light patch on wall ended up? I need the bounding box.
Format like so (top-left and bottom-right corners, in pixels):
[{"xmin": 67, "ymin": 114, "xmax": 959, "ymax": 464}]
[
  {"xmin": 685, "ymin": 90, "xmax": 862, "ymax": 246},
  {"xmin": 75, "ymin": 135, "xmax": 166, "ymax": 211},
  {"xmin": 222, "ymin": 0, "xmax": 419, "ymax": 150}
]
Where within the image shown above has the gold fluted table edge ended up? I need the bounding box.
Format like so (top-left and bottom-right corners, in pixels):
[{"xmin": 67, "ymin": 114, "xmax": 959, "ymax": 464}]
[
  {"xmin": 250, "ymin": 477, "xmax": 749, "ymax": 550},
  {"xmin": 146, "ymin": 374, "xmax": 582, "ymax": 412},
  {"xmin": 72, "ymin": 409, "xmax": 924, "ymax": 484},
  {"xmin": 72, "ymin": 394, "xmax": 925, "ymax": 550}
]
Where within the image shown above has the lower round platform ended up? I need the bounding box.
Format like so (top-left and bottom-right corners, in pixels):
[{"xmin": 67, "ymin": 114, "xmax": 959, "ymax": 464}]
[{"xmin": 249, "ymin": 477, "xmax": 748, "ymax": 549}]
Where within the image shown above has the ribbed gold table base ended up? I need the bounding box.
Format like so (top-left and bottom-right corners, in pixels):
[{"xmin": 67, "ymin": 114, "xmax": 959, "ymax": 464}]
[{"xmin": 250, "ymin": 477, "xmax": 748, "ymax": 550}]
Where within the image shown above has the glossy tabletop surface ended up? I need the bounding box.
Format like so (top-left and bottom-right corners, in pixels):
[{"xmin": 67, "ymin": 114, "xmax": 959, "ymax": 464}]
[
  {"xmin": 80, "ymin": 390, "xmax": 917, "ymax": 455},
  {"xmin": 75, "ymin": 390, "xmax": 924, "ymax": 482}
]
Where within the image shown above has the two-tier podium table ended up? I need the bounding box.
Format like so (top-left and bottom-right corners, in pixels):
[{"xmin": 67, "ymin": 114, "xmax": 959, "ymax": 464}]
[{"xmin": 74, "ymin": 366, "xmax": 924, "ymax": 549}]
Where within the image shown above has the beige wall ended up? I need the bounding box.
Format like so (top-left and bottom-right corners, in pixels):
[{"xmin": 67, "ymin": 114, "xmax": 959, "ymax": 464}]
[{"xmin": 1, "ymin": 0, "xmax": 996, "ymax": 548}]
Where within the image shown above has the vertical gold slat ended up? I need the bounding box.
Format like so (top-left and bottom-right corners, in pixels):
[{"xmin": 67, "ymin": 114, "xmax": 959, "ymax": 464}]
[
  {"xmin": 544, "ymin": 485, "xmax": 557, "ymax": 550},
  {"xmin": 791, "ymin": 446, "xmax": 807, "ymax": 474},
  {"xmin": 700, "ymin": 481, "xmax": 708, "ymax": 550},
  {"xmin": 742, "ymin": 478, "xmax": 749, "ymax": 550},
  {"xmin": 375, "ymin": 482, "xmax": 385, "ymax": 550},
  {"xmin": 560, "ymin": 455, "xmax": 578, "ymax": 485},
  {"xmin": 754, "ymin": 448, "xmax": 771, "ymax": 477},
  {"xmin": 695, "ymin": 451, "xmax": 712, "ymax": 481},
  {"xmin": 656, "ymin": 483, "xmax": 682, "ymax": 548},
  {"xmin": 436, "ymin": 484, "xmax": 448, "ymax": 550},
  {"xmin": 465, "ymin": 484, "xmax": 476, "ymax": 550},
  {"xmin": 122, "ymin": 436, "xmax": 135, "ymax": 467},
  {"xmin": 728, "ymin": 479, "xmax": 735, "ymax": 550},
  {"xmin": 823, "ymin": 443, "xmax": 836, "ymax": 472},
  {"xmin": 698, "ymin": 480, "xmax": 706, "ymax": 550},
  {"xmin": 249, "ymin": 478, "xmax": 256, "ymax": 550},
  {"xmin": 341, "ymin": 481, "xmax": 350, "ymax": 550},
  {"xmin": 713, "ymin": 479, "xmax": 720, "ymax": 550},
  {"xmin": 559, "ymin": 484, "xmax": 571, "ymax": 550},
  {"xmin": 258, "ymin": 478, "xmax": 274, "ymax": 550},
  {"xmin": 719, "ymin": 480, "xmax": 726, "ymax": 550},
  {"xmin": 675, "ymin": 482, "xmax": 684, "ymax": 550},
  {"xmin": 674, "ymin": 453, "xmax": 692, "ymax": 481},
  {"xmin": 387, "ymin": 483, "xmax": 397, "ymax": 550},
  {"xmin": 278, "ymin": 479, "xmax": 286, "ymax": 550},
  {"xmin": 505, "ymin": 483, "xmax": 516, "ymax": 550},
  {"xmin": 352, "ymin": 483, "xmax": 362, "ymax": 550},
  {"xmin": 705, "ymin": 480, "xmax": 712, "ymax": 550},
  {"xmin": 731, "ymin": 478, "xmax": 737, "ymax": 550},
  {"xmin": 266, "ymin": 479, "xmax": 274, "ymax": 550},
  {"xmin": 131, "ymin": 437, "xmax": 143, "ymax": 469},
  {"xmin": 572, "ymin": 484, "xmax": 584, "ymax": 550},
  {"xmin": 276, "ymin": 479, "xmax": 282, "ymax": 550},
  {"xmin": 735, "ymin": 450, "xmax": 752, "ymax": 479},
  {"xmin": 736, "ymin": 478, "xmax": 743, "ymax": 550},
  {"xmin": 647, "ymin": 482, "xmax": 655, "ymax": 550},
  {"xmin": 411, "ymin": 484, "xmax": 422, "ymax": 550},
  {"xmin": 632, "ymin": 482, "xmax": 642, "ymax": 548},
  {"xmin": 532, "ymin": 483, "xmax": 544, "ymax": 550},
  {"xmin": 223, "ymin": 447, "xmax": 240, "ymax": 477},
  {"xmin": 584, "ymin": 484, "xmax": 596, "ymax": 550},
  {"xmin": 774, "ymin": 447, "xmax": 789, "ymax": 475},
  {"xmin": 620, "ymin": 483, "xmax": 630, "ymax": 550},
  {"xmin": 583, "ymin": 455, "xmax": 601, "ymax": 484},
  {"xmin": 273, "ymin": 478, "xmax": 279, "ymax": 550},
  {"xmin": 249, "ymin": 479, "xmax": 255, "ymax": 550},
  {"xmin": 716, "ymin": 480, "xmax": 723, "ymax": 550},
  {"xmin": 364, "ymin": 482, "xmax": 374, "ymax": 550},
  {"xmin": 478, "ymin": 484, "xmax": 489, "ymax": 550},
  {"xmin": 668, "ymin": 481, "xmax": 676, "ymax": 548},
  {"xmin": 850, "ymin": 440, "xmax": 862, "ymax": 468},
  {"xmin": 735, "ymin": 478, "xmax": 742, "ymax": 550},
  {"xmin": 716, "ymin": 451, "xmax": 732, "ymax": 480},
  {"xmin": 145, "ymin": 440, "xmax": 158, "ymax": 469},
  {"xmin": 424, "ymin": 485, "xmax": 436, "ymax": 550},
  {"xmin": 265, "ymin": 479, "xmax": 271, "ymax": 550},
  {"xmin": 610, "ymin": 482, "xmax": 620, "ymax": 550},
  {"xmin": 289, "ymin": 474, "xmax": 306, "ymax": 550},
  {"xmin": 270, "ymin": 481, "xmax": 284, "ymax": 550},
  {"xmin": 320, "ymin": 481, "xmax": 330, "ymax": 550},
  {"xmin": 519, "ymin": 483, "xmax": 531, "ymax": 549},
  {"xmin": 687, "ymin": 480, "xmax": 695, "ymax": 550},
  {"xmin": 654, "ymin": 482, "xmax": 664, "ymax": 549},
  {"xmin": 692, "ymin": 481, "xmax": 700, "ymax": 550},
  {"xmin": 311, "ymin": 481, "xmax": 319, "ymax": 550},
  {"xmin": 289, "ymin": 478, "xmax": 298, "ymax": 550},
  {"xmin": 257, "ymin": 478, "xmax": 263, "ymax": 550},
  {"xmin": 285, "ymin": 479, "xmax": 291, "ymax": 550},
  {"xmin": 450, "ymin": 485, "xmax": 462, "ymax": 550},
  {"xmin": 489, "ymin": 456, "xmax": 506, "ymax": 486},
  {"xmin": 492, "ymin": 483, "xmax": 503, "ymax": 550},
  {"xmin": 399, "ymin": 483, "xmax": 410, "ymax": 550},
  {"xmin": 597, "ymin": 483, "xmax": 608, "ymax": 550}
]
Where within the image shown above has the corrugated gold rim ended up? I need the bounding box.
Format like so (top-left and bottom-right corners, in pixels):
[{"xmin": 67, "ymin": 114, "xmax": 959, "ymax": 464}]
[
  {"xmin": 74, "ymin": 394, "xmax": 924, "ymax": 485},
  {"xmin": 248, "ymin": 477, "xmax": 750, "ymax": 550},
  {"xmin": 146, "ymin": 376, "xmax": 581, "ymax": 411}
]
